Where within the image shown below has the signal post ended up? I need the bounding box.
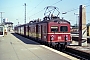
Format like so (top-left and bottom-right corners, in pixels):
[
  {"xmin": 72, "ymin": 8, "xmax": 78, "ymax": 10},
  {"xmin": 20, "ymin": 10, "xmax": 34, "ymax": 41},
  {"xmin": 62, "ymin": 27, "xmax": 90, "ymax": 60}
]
[{"xmin": 79, "ymin": 5, "xmax": 87, "ymax": 46}]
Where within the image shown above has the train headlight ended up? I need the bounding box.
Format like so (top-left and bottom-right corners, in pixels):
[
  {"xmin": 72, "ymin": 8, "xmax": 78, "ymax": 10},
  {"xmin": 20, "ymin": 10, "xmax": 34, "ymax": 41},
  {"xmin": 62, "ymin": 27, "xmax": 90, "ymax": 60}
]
[
  {"xmin": 66, "ymin": 37, "xmax": 68, "ymax": 40},
  {"xmin": 65, "ymin": 35, "xmax": 68, "ymax": 41},
  {"xmin": 50, "ymin": 35, "xmax": 54, "ymax": 41}
]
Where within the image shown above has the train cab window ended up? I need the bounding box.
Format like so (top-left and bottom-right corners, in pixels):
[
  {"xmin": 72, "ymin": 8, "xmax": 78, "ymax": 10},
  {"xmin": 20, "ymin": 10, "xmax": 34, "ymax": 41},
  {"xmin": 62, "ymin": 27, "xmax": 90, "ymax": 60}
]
[
  {"xmin": 60, "ymin": 26, "xmax": 68, "ymax": 32},
  {"xmin": 51, "ymin": 26, "xmax": 58, "ymax": 32}
]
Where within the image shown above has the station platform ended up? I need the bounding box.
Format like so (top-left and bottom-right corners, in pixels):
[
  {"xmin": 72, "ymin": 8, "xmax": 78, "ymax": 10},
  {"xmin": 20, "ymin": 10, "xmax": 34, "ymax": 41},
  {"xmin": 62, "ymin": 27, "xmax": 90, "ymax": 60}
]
[{"xmin": 0, "ymin": 32, "xmax": 78, "ymax": 60}]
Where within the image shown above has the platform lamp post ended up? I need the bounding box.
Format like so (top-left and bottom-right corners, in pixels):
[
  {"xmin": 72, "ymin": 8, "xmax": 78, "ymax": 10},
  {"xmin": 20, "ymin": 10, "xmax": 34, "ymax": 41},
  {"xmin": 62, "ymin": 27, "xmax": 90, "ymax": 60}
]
[
  {"xmin": 74, "ymin": 13, "xmax": 79, "ymax": 32},
  {"xmin": 16, "ymin": 19, "xmax": 19, "ymax": 25},
  {"xmin": 61, "ymin": 12, "xmax": 67, "ymax": 19}
]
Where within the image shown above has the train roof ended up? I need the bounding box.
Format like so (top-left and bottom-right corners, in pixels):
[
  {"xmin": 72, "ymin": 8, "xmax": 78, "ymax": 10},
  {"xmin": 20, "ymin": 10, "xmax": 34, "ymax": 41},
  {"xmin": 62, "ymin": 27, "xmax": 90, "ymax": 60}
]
[
  {"xmin": 15, "ymin": 24, "xmax": 26, "ymax": 27},
  {"xmin": 15, "ymin": 16, "xmax": 70, "ymax": 27},
  {"xmin": 28, "ymin": 16, "xmax": 70, "ymax": 25},
  {"xmin": 37, "ymin": 16, "xmax": 70, "ymax": 24}
]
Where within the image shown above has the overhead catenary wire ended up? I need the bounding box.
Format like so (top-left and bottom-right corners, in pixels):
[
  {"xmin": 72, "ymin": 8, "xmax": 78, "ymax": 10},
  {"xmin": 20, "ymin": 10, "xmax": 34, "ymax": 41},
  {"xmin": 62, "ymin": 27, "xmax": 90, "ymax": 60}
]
[
  {"xmin": 64, "ymin": 2, "xmax": 90, "ymax": 14},
  {"xmin": 52, "ymin": 0, "xmax": 62, "ymax": 5},
  {"xmin": 61, "ymin": 4, "xmax": 90, "ymax": 19},
  {"xmin": 34, "ymin": 0, "xmax": 44, "ymax": 8},
  {"xmin": 61, "ymin": 1, "xmax": 90, "ymax": 15},
  {"xmin": 27, "ymin": 0, "xmax": 90, "ymax": 23},
  {"xmin": 29, "ymin": 0, "xmax": 62, "ymax": 18},
  {"xmin": 17, "ymin": 0, "xmax": 44, "ymax": 24},
  {"xmin": 29, "ymin": 9, "xmax": 44, "ymax": 17},
  {"xmin": 62, "ymin": 4, "xmax": 90, "ymax": 25},
  {"xmin": 27, "ymin": 0, "xmax": 44, "ymax": 15}
]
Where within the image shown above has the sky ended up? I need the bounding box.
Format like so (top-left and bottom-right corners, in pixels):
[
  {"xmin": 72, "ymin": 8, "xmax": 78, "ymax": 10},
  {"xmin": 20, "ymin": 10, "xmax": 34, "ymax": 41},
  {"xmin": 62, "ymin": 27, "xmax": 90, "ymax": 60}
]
[{"xmin": 0, "ymin": 0, "xmax": 90, "ymax": 26}]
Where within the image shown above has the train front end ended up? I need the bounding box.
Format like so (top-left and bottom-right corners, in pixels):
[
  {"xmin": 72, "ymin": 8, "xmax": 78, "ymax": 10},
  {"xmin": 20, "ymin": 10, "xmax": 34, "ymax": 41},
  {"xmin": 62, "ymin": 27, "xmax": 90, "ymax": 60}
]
[{"xmin": 47, "ymin": 19, "xmax": 71, "ymax": 48}]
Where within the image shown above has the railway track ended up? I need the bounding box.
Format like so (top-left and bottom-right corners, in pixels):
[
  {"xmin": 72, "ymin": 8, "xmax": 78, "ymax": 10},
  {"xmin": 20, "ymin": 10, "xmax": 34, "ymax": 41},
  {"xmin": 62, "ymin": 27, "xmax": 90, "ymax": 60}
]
[
  {"xmin": 48, "ymin": 45, "xmax": 89, "ymax": 60},
  {"xmin": 64, "ymin": 48, "xmax": 89, "ymax": 60},
  {"xmin": 39, "ymin": 42, "xmax": 90, "ymax": 60},
  {"xmin": 63, "ymin": 36, "xmax": 90, "ymax": 59}
]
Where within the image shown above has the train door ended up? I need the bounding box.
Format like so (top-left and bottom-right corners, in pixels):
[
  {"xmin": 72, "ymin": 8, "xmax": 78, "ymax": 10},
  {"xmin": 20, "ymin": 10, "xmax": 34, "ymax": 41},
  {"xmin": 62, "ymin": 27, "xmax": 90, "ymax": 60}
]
[
  {"xmin": 28, "ymin": 25, "xmax": 29, "ymax": 37},
  {"xmin": 41, "ymin": 25, "xmax": 43, "ymax": 40},
  {"xmin": 24, "ymin": 25, "xmax": 26, "ymax": 36},
  {"xmin": 26, "ymin": 25, "xmax": 29, "ymax": 37},
  {"xmin": 37, "ymin": 24, "xmax": 41, "ymax": 40},
  {"xmin": 41, "ymin": 23, "xmax": 48, "ymax": 42},
  {"xmin": 0, "ymin": 25, "xmax": 4, "ymax": 36},
  {"xmin": 36, "ymin": 24, "xmax": 38, "ymax": 39}
]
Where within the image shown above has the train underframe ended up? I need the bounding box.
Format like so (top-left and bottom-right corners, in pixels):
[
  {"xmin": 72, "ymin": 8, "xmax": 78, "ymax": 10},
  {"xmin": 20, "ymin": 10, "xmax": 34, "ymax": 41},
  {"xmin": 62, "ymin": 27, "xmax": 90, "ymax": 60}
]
[
  {"xmin": 16, "ymin": 33, "xmax": 70, "ymax": 50},
  {"xmin": 29, "ymin": 36, "xmax": 71, "ymax": 50},
  {"xmin": 47, "ymin": 41, "xmax": 71, "ymax": 50}
]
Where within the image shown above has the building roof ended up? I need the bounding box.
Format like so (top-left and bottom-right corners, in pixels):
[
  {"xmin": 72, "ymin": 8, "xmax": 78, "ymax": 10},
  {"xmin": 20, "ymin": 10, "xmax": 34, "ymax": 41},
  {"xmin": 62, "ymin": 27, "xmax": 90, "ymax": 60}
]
[{"xmin": 4, "ymin": 22, "xmax": 13, "ymax": 24}]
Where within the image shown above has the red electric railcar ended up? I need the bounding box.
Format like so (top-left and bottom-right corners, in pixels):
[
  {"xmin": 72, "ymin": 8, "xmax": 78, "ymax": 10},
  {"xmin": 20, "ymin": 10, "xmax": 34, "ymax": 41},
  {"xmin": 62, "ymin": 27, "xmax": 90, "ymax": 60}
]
[
  {"xmin": 37, "ymin": 16, "xmax": 71, "ymax": 47},
  {"xmin": 14, "ymin": 16, "xmax": 72, "ymax": 49}
]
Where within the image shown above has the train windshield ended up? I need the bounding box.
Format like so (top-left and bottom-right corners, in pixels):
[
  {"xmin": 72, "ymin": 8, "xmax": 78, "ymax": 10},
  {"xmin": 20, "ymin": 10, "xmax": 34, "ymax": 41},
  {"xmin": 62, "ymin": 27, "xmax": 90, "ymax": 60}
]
[
  {"xmin": 60, "ymin": 26, "xmax": 68, "ymax": 32},
  {"xmin": 51, "ymin": 26, "xmax": 58, "ymax": 32}
]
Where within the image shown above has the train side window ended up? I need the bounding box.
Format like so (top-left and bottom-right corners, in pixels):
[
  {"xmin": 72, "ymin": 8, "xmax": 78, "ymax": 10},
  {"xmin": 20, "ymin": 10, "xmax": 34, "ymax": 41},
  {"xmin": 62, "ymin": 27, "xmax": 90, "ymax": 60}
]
[
  {"xmin": 60, "ymin": 26, "xmax": 68, "ymax": 32},
  {"xmin": 51, "ymin": 26, "xmax": 58, "ymax": 32}
]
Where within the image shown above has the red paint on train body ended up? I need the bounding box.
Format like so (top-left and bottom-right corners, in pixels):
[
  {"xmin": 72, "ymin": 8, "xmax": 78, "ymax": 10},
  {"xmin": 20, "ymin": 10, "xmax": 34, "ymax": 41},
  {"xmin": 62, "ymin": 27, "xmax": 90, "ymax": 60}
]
[{"xmin": 14, "ymin": 16, "xmax": 71, "ymax": 47}]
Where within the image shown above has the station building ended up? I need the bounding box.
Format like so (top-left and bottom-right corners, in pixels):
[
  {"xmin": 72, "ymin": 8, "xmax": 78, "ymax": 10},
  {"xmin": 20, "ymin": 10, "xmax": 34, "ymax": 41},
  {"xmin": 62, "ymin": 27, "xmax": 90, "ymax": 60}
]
[
  {"xmin": 2, "ymin": 18, "xmax": 13, "ymax": 32},
  {"xmin": 4, "ymin": 22, "xmax": 13, "ymax": 31}
]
